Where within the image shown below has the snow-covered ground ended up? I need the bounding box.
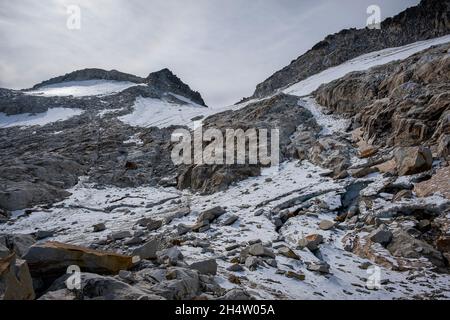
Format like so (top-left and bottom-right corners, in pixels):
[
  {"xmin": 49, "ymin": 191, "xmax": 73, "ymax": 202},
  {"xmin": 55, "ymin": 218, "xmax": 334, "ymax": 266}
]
[
  {"xmin": 283, "ymin": 34, "xmax": 450, "ymax": 97},
  {"xmin": 0, "ymin": 107, "xmax": 83, "ymax": 128},
  {"xmin": 25, "ymin": 80, "xmax": 143, "ymax": 97}
]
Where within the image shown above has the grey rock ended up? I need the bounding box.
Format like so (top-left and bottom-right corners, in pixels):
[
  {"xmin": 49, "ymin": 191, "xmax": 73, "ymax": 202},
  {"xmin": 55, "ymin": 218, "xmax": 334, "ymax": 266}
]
[
  {"xmin": 248, "ymin": 243, "xmax": 275, "ymax": 258},
  {"xmin": 157, "ymin": 247, "xmax": 183, "ymax": 266},
  {"xmin": 218, "ymin": 288, "xmax": 253, "ymax": 300},
  {"xmin": 189, "ymin": 259, "xmax": 217, "ymax": 275},
  {"xmin": 109, "ymin": 231, "xmax": 132, "ymax": 241},
  {"xmin": 306, "ymin": 261, "xmax": 330, "ymax": 274},
  {"xmin": 132, "ymin": 238, "xmax": 160, "ymax": 260},
  {"xmin": 222, "ymin": 214, "xmax": 238, "ymax": 226},
  {"xmin": 227, "ymin": 264, "xmax": 244, "ymax": 272},
  {"xmin": 197, "ymin": 206, "xmax": 226, "ymax": 224},
  {"xmin": 369, "ymin": 227, "xmax": 393, "ymax": 247},
  {"xmin": 93, "ymin": 223, "xmax": 106, "ymax": 232},
  {"xmin": 319, "ymin": 220, "xmax": 335, "ymax": 231},
  {"xmin": 35, "ymin": 230, "xmax": 54, "ymax": 240}
]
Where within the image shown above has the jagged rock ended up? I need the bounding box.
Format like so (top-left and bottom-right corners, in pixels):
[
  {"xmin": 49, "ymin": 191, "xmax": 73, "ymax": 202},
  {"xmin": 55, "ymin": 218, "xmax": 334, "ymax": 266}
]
[
  {"xmin": 23, "ymin": 242, "xmax": 133, "ymax": 277},
  {"xmin": 132, "ymin": 238, "xmax": 160, "ymax": 260},
  {"xmin": 319, "ymin": 220, "xmax": 335, "ymax": 230},
  {"xmin": 152, "ymin": 267, "xmax": 200, "ymax": 300},
  {"xmin": 414, "ymin": 166, "xmax": 450, "ymax": 199},
  {"xmin": 218, "ymin": 288, "xmax": 253, "ymax": 300},
  {"xmin": 156, "ymin": 247, "xmax": 183, "ymax": 266},
  {"xmin": 197, "ymin": 206, "xmax": 226, "ymax": 224},
  {"xmin": 222, "ymin": 215, "xmax": 238, "ymax": 226},
  {"xmin": 395, "ymin": 147, "xmax": 433, "ymax": 176},
  {"xmin": 138, "ymin": 218, "xmax": 163, "ymax": 231},
  {"xmin": 0, "ymin": 254, "xmax": 35, "ymax": 300},
  {"xmin": 93, "ymin": 223, "xmax": 106, "ymax": 232},
  {"xmin": 278, "ymin": 247, "xmax": 300, "ymax": 260},
  {"xmin": 298, "ymin": 234, "xmax": 324, "ymax": 251},
  {"xmin": 387, "ymin": 230, "xmax": 445, "ymax": 268},
  {"xmin": 248, "ymin": 243, "xmax": 275, "ymax": 258},
  {"xmin": 306, "ymin": 261, "xmax": 330, "ymax": 274},
  {"xmin": 189, "ymin": 259, "xmax": 217, "ymax": 275},
  {"xmin": 369, "ymin": 227, "xmax": 393, "ymax": 247}
]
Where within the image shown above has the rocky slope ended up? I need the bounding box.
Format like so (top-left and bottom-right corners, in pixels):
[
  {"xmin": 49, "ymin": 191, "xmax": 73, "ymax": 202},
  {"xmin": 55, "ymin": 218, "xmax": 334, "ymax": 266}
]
[{"xmin": 247, "ymin": 0, "xmax": 450, "ymax": 100}]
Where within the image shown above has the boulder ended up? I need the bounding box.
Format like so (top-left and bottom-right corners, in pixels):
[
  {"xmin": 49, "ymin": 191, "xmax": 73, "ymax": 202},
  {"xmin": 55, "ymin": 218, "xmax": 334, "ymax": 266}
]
[
  {"xmin": 0, "ymin": 254, "xmax": 35, "ymax": 300},
  {"xmin": 137, "ymin": 218, "xmax": 163, "ymax": 231},
  {"xmin": 248, "ymin": 243, "xmax": 275, "ymax": 258},
  {"xmin": 394, "ymin": 146, "xmax": 432, "ymax": 176},
  {"xmin": 278, "ymin": 247, "xmax": 300, "ymax": 260},
  {"xmin": 306, "ymin": 261, "xmax": 330, "ymax": 274},
  {"xmin": 244, "ymin": 256, "xmax": 260, "ymax": 271},
  {"xmin": 414, "ymin": 166, "xmax": 450, "ymax": 199},
  {"xmin": 222, "ymin": 215, "xmax": 238, "ymax": 226},
  {"xmin": 197, "ymin": 206, "xmax": 226, "ymax": 224},
  {"xmin": 189, "ymin": 259, "xmax": 217, "ymax": 275},
  {"xmin": 298, "ymin": 234, "xmax": 324, "ymax": 251},
  {"xmin": 218, "ymin": 288, "xmax": 253, "ymax": 300},
  {"xmin": 319, "ymin": 220, "xmax": 335, "ymax": 231},
  {"xmin": 156, "ymin": 247, "xmax": 183, "ymax": 266},
  {"xmin": 227, "ymin": 264, "xmax": 244, "ymax": 272},
  {"xmin": 152, "ymin": 267, "xmax": 200, "ymax": 300},
  {"xmin": 132, "ymin": 238, "xmax": 160, "ymax": 260},
  {"xmin": 23, "ymin": 242, "xmax": 133, "ymax": 277},
  {"xmin": 369, "ymin": 227, "xmax": 393, "ymax": 247},
  {"xmin": 93, "ymin": 223, "xmax": 106, "ymax": 232}
]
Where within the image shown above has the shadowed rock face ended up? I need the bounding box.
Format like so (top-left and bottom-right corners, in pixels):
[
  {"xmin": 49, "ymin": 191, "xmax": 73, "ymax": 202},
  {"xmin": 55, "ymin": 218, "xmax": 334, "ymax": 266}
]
[
  {"xmin": 314, "ymin": 42, "xmax": 450, "ymax": 158},
  {"xmin": 247, "ymin": 0, "xmax": 450, "ymax": 100}
]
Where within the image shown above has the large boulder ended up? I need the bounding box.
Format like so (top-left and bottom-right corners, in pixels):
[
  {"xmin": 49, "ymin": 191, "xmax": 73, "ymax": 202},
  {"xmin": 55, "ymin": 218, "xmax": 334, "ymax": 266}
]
[
  {"xmin": 189, "ymin": 259, "xmax": 218, "ymax": 275},
  {"xmin": 23, "ymin": 242, "xmax": 133, "ymax": 278},
  {"xmin": 394, "ymin": 146, "xmax": 433, "ymax": 176},
  {"xmin": 0, "ymin": 254, "xmax": 35, "ymax": 300}
]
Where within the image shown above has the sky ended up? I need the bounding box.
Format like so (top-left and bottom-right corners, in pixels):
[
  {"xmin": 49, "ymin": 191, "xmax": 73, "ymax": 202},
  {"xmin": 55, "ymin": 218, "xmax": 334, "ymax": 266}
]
[{"xmin": 0, "ymin": 0, "xmax": 419, "ymax": 107}]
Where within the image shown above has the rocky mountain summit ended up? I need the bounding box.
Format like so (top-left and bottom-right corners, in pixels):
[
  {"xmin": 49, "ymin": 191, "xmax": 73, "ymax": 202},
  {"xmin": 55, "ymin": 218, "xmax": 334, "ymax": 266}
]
[
  {"xmin": 247, "ymin": 0, "xmax": 450, "ymax": 100},
  {"xmin": 1, "ymin": 1, "xmax": 450, "ymax": 301}
]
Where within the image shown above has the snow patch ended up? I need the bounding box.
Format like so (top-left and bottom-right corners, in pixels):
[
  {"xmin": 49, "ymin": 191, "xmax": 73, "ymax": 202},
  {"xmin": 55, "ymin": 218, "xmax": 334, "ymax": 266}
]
[{"xmin": 0, "ymin": 107, "xmax": 83, "ymax": 128}]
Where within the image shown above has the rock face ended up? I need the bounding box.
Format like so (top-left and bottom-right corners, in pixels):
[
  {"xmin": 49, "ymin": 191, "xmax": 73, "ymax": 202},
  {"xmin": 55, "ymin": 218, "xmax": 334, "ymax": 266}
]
[
  {"xmin": 23, "ymin": 242, "xmax": 134, "ymax": 277},
  {"xmin": 247, "ymin": 0, "xmax": 450, "ymax": 100},
  {"xmin": 395, "ymin": 147, "xmax": 433, "ymax": 176},
  {"xmin": 0, "ymin": 254, "xmax": 35, "ymax": 300},
  {"xmin": 315, "ymin": 43, "xmax": 450, "ymax": 158}
]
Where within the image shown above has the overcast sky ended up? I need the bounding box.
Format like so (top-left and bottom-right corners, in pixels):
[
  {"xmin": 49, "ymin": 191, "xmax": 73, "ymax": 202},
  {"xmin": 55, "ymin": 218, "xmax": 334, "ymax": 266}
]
[{"xmin": 0, "ymin": 0, "xmax": 419, "ymax": 107}]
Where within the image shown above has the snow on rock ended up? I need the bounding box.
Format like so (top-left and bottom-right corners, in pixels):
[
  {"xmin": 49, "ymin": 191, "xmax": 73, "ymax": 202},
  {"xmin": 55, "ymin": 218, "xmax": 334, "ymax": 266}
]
[
  {"xmin": 283, "ymin": 34, "xmax": 450, "ymax": 97},
  {"xmin": 25, "ymin": 80, "xmax": 143, "ymax": 97},
  {"xmin": 0, "ymin": 107, "xmax": 83, "ymax": 128}
]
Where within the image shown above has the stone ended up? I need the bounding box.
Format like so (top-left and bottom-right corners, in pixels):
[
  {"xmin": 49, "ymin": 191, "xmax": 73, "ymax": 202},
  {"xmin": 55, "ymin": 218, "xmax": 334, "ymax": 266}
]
[
  {"xmin": 132, "ymin": 238, "xmax": 160, "ymax": 260},
  {"xmin": 369, "ymin": 227, "xmax": 393, "ymax": 247},
  {"xmin": 392, "ymin": 190, "xmax": 413, "ymax": 202},
  {"xmin": 306, "ymin": 261, "xmax": 330, "ymax": 274},
  {"xmin": 285, "ymin": 271, "xmax": 305, "ymax": 281},
  {"xmin": 93, "ymin": 223, "xmax": 106, "ymax": 232},
  {"xmin": 265, "ymin": 258, "xmax": 278, "ymax": 268},
  {"xmin": 35, "ymin": 230, "xmax": 54, "ymax": 240},
  {"xmin": 222, "ymin": 215, "xmax": 238, "ymax": 226},
  {"xmin": 7, "ymin": 234, "xmax": 36, "ymax": 257},
  {"xmin": 177, "ymin": 224, "xmax": 191, "ymax": 236},
  {"xmin": 124, "ymin": 237, "xmax": 143, "ymax": 246},
  {"xmin": 319, "ymin": 220, "xmax": 335, "ymax": 231},
  {"xmin": 189, "ymin": 259, "xmax": 217, "ymax": 275},
  {"xmin": 137, "ymin": 218, "xmax": 163, "ymax": 231},
  {"xmin": 219, "ymin": 288, "xmax": 253, "ymax": 300},
  {"xmin": 254, "ymin": 209, "xmax": 264, "ymax": 216},
  {"xmin": 414, "ymin": 166, "xmax": 450, "ymax": 199},
  {"xmin": 23, "ymin": 242, "xmax": 134, "ymax": 277},
  {"xmin": 248, "ymin": 243, "xmax": 275, "ymax": 258},
  {"xmin": 298, "ymin": 234, "xmax": 324, "ymax": 251},
  {"xmin": 157, "ymin": 247, "xmax": 183, "ymax": 266},
  {"xmin": 395, "ymin": 146, "xmax": 433, "ymax": 176},
  {"xmin": 0, "ymin": 254, "xmax": 35, "ymax": 300},
  {"xmin": 227, "ymin": 264, "xmax": 244, "ymax": 272},
  {"xmin": 109, "ymin": 231, "xmax": 132, "ymax": 241},
  {"xmin": 278, "ymin": 247, "xmax": 300, "ymax": 260},
  {"xmin": 225, "ymin": 244, "xmax": 240, "ymax": 251},
  {"xmin": 0, "ymin": 243, "xmax": 9, "ymax": 259},
  {"xmin": 197, "ymin": 206, "xmax": 226, "ymax": 224},
  {"xmin": 350, "ymin": 166, "xmax": 379, "ymax": 178},
  {"xmin": 153, "ymin": 267, "xmax": 200, "ymax": 300},
  {"xmin": 244, "ymin": 256, "xmax": 260, "ymax": 270}
]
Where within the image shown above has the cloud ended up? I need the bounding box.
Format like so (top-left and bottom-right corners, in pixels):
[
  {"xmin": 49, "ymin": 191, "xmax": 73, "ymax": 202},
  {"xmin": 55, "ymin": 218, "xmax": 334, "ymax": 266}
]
[{"xmin": 0, "ymin": 0, "xmax": 419, "ymax": 107}]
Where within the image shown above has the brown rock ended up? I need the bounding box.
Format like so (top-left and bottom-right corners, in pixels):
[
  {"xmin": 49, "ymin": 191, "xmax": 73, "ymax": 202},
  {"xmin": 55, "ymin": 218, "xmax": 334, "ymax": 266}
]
[
  {"xmin": 23, "ymin": 242, "xmax": 133, "ymax": 277},
  {"xmin": 394, "ymin": 146, "xmax": 432, "ymax": 176},
  {"xmin": 414, "ymin": 166, "xmax": 450, "ymax": 199},
  {"xmin": 0, "ymin": 254, "xmax": 35, "ymax": 300}
]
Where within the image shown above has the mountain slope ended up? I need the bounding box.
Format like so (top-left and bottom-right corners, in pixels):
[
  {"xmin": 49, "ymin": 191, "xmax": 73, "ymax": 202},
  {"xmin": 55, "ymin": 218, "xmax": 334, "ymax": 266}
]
[{"xmin": 247, "ymin": 0, "xmax": 450, "ymax": 100}]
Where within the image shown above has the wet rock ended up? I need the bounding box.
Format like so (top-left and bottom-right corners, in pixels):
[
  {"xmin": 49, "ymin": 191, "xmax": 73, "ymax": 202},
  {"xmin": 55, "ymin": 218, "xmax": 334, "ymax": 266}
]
[
  {"xmin": 395, "ymin": 146, "xmax": 432, "ymax": 176},
  {"xmin": 132, "ymin": 238, "xmax": 160, "ymax": 260},
  {"xmin": 298, "ymin": 234, "xmax": 324, "ymax": 251},
  {"xmin": 319, "ymin": 220, "xmax": 335, "ymax": 231},
  {"xmin": 0, "ymin": 254, "xmax": 35, "ymax": 300},
  {"xmin": 23, "ymin": 242, "xmax": 134, "ymax": 277},
  {"xmin": 189, "ymin": 259, "xmax": 217, "ymax": 275}
]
